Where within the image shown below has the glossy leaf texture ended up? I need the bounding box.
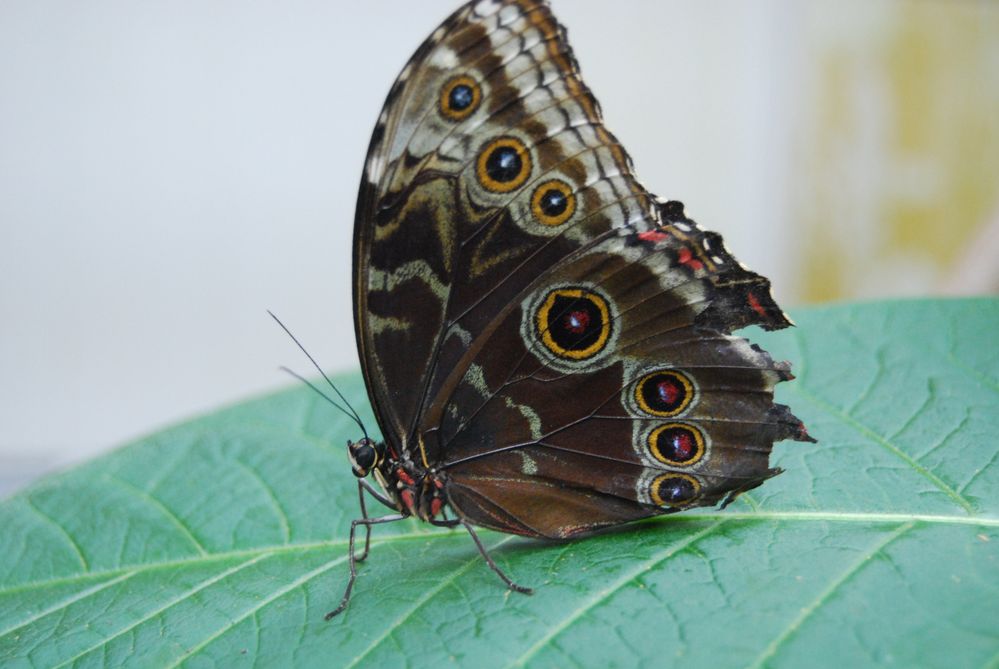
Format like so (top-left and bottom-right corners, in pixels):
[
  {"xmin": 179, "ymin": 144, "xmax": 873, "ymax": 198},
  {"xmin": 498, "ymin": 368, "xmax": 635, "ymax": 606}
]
[{"xmin": 1, "ymin": 298, "xmax": 997, "ymax": 669}]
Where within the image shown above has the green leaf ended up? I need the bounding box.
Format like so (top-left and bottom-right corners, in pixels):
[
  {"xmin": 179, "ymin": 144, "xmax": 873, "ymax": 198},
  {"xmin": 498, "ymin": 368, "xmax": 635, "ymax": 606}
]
[{"xmin": 1, "ymin": 298, "xmax": 997, "ymax": 668}]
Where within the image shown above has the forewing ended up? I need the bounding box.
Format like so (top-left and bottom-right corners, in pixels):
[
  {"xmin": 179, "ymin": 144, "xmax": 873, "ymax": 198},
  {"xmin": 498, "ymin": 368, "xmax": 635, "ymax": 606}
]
[{"xmin": 354, "ymin": 0, "xmax": 652, "ymax": 453}]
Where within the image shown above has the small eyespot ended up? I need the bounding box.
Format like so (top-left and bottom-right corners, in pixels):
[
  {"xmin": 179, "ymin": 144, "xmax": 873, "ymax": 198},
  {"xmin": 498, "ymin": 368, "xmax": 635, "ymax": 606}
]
[
  {"xmin": 648, "ymin": 423, "xmax": 705, "ymax": 467},
  {"xmin": 535, "ymin": 287, "xmax": 612, "ymax": 360},
  {"xmin": 476, "ymin": 137, "xmax": 532, "ymax": 193},
  {"xmin": 634, "ymin": 370, "xmax": 695, "ymax": 417},
  {"xmin": 650, "ymin": 473, "xmax": 701, "ymax": 507},
  {"xmin": 531, "ymin": 180, "xmax": 576, "ymax": 226},
  {"xmin": 439, "ymin": 75, "xmax": 481, "ymax": 121}
]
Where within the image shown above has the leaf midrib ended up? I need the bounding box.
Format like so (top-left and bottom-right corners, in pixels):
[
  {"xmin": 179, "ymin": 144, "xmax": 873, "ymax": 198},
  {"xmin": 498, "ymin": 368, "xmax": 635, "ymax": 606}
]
[{"xmin": 2, "ymin": 510, "xmax": 994, "ymax": 598}]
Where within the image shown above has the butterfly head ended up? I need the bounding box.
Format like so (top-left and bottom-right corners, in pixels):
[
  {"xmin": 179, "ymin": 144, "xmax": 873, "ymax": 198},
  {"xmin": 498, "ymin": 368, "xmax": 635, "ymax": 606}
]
[{"xmin": 347, "ymin": 437, "xmax": 385, "ymax": 478}]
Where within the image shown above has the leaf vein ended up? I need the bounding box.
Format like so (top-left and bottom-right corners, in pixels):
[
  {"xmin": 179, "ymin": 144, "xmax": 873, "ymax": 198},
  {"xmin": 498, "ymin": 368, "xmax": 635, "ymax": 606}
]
[
  {"xmin": 104, "ymin": 475, "xmax": 209, "ymax": 556},
  {"xmin": 0, "ymin": 571, "xmax": 135, "ymax": 640},
  {"xmin": 2, "ymin": 513, "xmax": 994, "ymax": 598},
  {"xmin": 163, "ymin": 555, "xmax": 346, "ymax": 667},
  {"xmin": 230, "ymin": 457, "xmax": 292, "ymax": 544},
  {"xmin": 747, "ymin": 521, "xmax": 914, "ymax": 669},
  {"xmin": 789, "ymin": 387, "xmax": 975, "ymax": 513},
  {"xmin": 344, "ymin": 536, "xmax": 517, "ymax": 669},
  {"xmin": 507, "ymin": 520, "xmax": 727, "ymax": 668},
  {"xmin": 21, "ymin": 497, "xmax": 89, "ymax": 572},
  {"xmin": 50, "ymin": 552, "xmax": 271, "ymax": 669}
]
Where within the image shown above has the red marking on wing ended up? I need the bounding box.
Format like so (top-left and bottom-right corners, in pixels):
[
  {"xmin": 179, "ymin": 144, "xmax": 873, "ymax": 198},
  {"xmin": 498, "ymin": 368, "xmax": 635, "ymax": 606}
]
[
  {"xmin": 747, "ymin": 291, "xmax": 769, "ymax": 319},
  {"xmin": 638, "ymin": 230, "xmax": 669, "ymax": 243},
  {"xmin": 564, "ymin": 310, "xmax": 590, "ymax": 334},
  {"xmin": 658, "ymin": 380, "xmax": 679, "ymax": 406},
  {"xmin": 397, "ymin": 468, "xmax": 415, "ymax": 486},
  {"xmin": 678, "ymin": 247, "xmax": 704, "ymax": 270},
  {"xmin": 672, "ymin": 431, "xmax": 694, "ymax": 459}
]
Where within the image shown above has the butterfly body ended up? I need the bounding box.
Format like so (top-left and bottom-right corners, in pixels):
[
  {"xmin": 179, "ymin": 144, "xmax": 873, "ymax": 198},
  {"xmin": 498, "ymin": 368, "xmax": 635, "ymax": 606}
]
[{"xmin": 329, "ymin": 0, "xmax": 814, "ymax": 618}]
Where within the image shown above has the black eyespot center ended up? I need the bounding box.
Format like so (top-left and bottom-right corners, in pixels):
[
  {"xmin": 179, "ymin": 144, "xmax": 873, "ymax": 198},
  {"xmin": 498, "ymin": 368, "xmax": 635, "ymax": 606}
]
[
  {"xmin": 660, "ymin": 477, "xmax": 694, "ymax": 502},
  {"xmin": 540, "ymin": 189, "xmax": 568, "ymax": 216},
  {"xmin": 485, "ymin": 146, "xmax": 523, "ymax": 183},
  {"xmin": 449, "ymin": 84, "xmax": 474, "ymax": 111}
]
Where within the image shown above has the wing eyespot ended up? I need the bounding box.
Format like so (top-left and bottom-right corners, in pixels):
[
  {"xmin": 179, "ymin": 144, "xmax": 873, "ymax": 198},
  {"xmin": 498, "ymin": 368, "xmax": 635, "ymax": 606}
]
[
  {"xmin": 535, "ymin": 287, "xmax": 612, "ymax": 360},
  {"xmin": 439, "ymin": 75, "xmax": 481, "ymax": 121},
  {"xmin": 530, "ymin": 179, "xmax": 576, "ymax": 227},
  {"xmin": 650, "ymin": 473, "xmax": 702, "ymax": 507},
  {"xmin": 476, "ymin": 137, "xmax": 532, "ymax": 193},
  {"xmin": 634, "ymin": 370, "xmax": 695, "ymax": 417},
  {"xmin": 647, "ymin": 423, "xmax": 705, "ymax": 467}
]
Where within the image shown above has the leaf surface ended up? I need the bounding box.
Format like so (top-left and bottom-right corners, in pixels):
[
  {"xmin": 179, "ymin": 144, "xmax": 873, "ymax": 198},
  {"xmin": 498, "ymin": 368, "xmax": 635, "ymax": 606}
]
[{"xmin": 1, "ymin": 298, "xmax": 997, "ymax": 668}]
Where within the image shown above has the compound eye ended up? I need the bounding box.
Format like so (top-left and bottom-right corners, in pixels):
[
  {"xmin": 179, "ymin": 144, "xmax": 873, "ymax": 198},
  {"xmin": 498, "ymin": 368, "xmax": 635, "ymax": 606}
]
[{"xmin": 348, "ymin": 441, "xmax": 377, "ymax": 477}]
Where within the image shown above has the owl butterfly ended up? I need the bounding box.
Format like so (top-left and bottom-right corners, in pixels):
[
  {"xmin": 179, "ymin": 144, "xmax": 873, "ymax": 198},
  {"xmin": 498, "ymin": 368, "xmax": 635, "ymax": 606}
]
[{"xmin": 329, "ymin": 0, "xmax": 814, "ymax": 618}]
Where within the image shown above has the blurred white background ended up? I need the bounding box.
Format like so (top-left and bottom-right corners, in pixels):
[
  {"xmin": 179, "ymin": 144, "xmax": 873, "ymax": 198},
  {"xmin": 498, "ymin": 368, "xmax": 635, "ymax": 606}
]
[{"xmin": 2, "ymin": 0, "xmax": 997, "ymax": 495}]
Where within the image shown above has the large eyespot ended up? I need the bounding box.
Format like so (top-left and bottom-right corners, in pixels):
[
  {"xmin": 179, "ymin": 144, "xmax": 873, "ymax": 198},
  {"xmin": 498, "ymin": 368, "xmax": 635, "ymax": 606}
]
[
  {"xmin": 536, "ymin": 287, "xmax": 612, "ymax": 360},
  {"xmin": 635, "ymin": 370, "xmax": 695, "ymax": 417},
  {"xmin": 531, "ymin": 179, "xmax": 576, "ymax": 226},
  {"xmin": 648, "ymin": 423, "xmax": 706, "ymax": 467},
  {"xmin": 650, "ymin": 473, "xmax": 701, "ymax": 507},
  {"xmin": 439, "ymin": 75, "xmax": 481, "ymax": 121},
  {"xmin": 476, "ymin": 137, "xmax": 532, "ymax": 193}
]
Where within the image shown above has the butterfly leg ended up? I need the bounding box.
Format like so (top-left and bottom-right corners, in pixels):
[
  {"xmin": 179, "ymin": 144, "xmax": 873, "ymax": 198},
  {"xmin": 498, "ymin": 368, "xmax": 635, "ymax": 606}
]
[
  {"xmin": 353, "ymin": 482, "xmax": 372, "ymax": 563},
  {"xmin": 325, "ymin": 512, "xmax": 406, "ymax": 620},
  {"xmin": 354, "ymin": 478, "xmax": 400, "ymax": 563},
  {"xmin": 461, "ymin": 520, "xmax": 533, "ymax": 595}
]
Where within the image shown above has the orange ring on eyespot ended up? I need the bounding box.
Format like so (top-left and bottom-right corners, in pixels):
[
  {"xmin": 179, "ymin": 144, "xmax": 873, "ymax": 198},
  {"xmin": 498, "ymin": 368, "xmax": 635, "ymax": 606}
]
[
  {"xmin": 531, "ymin": 179, "xmax": 576, "ymax": 226},
  {"xmin": 439, "ymin": 75, "xmax": 481, "ymax": 121},
  {"xmin": 634, "ymin": 370, "xmax": 695, "ymax": 417},
  {"xmin": 647, "ymin": 423, "xmax": 705, "ymax": 467},
  {"xmin": 535, "ymin": 287, "xmax": 611, "ymax": 360},
  {"xmin": 476, "ymin": 137, "xmax": 532, "ymax": 193},
  {"xmin": 650, "ymin": 472, "xmax": 701, "ymax": 507}
]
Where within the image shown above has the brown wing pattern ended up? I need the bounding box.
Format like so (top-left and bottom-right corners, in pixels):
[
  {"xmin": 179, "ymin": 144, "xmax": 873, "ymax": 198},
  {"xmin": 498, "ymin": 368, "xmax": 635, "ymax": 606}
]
[
  {"xmin": 355, "ymin": 0, "xmax": 653, "ymax": 455},
  {"xmin": 353, "ymin": 0, "xmax": 812, "ymax": 537},
  {"xmin": 440, "ymin": 216, "xmax": 813, "ymax": 538}
]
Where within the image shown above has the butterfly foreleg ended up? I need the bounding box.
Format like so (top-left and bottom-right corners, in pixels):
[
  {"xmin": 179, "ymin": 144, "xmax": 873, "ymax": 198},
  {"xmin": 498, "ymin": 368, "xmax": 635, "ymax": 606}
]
[
  {"xmin": 325, "ymin": 512, "xmax": 406, "ymax": 620},
  {"xmin": 460, "ymin": 520, "xmax": 533, "ymax": 596},
  {"xmin": 353, "ymin": 479, "xmax": 397, "ymax": 563}
]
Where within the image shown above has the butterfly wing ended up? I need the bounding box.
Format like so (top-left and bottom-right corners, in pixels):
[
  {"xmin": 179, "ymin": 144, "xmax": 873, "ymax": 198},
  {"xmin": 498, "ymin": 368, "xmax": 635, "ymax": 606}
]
[
  {"xmin": 354, "ymin": 0, "xmax": 650, "ymax": 456},
  {"xmin": 439, "ymin": 215, "xmax": 813, "ymax": 538},
  {"xmin": 353, "ymin": 0, "xmax": 813, "ymax": 535}
]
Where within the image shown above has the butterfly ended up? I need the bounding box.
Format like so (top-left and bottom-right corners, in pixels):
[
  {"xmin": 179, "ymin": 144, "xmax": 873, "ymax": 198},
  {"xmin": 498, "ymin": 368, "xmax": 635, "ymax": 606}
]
[{"xmin": 326, "ymin": 0, "xmax": 814, "ymax": 618}]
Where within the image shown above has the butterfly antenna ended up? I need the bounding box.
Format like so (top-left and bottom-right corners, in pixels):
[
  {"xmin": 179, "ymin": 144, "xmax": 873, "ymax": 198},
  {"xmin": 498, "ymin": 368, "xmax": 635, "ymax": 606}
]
[
  {"xmin": 268, "ymin": 310, "xmax": 369, "ymax": 440},
  {"xmin": 278, "ymin": 366, "xmax": 366, "ymax": 436}
]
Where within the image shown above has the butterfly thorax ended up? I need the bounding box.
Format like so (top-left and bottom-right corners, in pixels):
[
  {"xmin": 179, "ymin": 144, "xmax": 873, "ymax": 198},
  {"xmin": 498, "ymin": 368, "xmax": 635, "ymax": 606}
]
[
  {"xmin": 348, "ymin": 437, "xmax": 449, "ymax": 522},
  {"xmin": 378, "ymin": 457, "xmax": 448, "ymax": 522}
]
